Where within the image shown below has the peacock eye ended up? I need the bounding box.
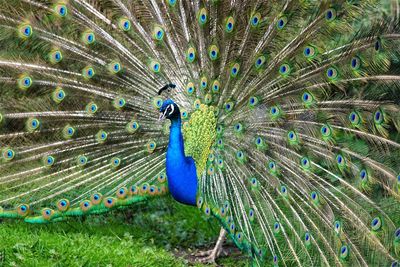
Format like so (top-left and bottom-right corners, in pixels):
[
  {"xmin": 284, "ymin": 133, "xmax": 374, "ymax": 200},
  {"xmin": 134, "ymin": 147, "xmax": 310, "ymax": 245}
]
[
  {"xmin": 82, "ymin": 66, "xmax": 95, "ymax": 79},
  {"xmin": 147, "ymin": 140, "xmax": 157, "ymax": 153},
  {"xmin": 77, "ymin": 155, "xmax": 88, "ymax": 166},
  {"xmin": 217, "ymin": 157, "xmax": 224, "ymax": 168},
  {"xmin": 82, "ymin": 31, "xmax": 95, "ymax": 44},
  {"xmin": 234, "ymin": 122, "xmax": 243, "ymax": 133},
  {"xmin": 17, "ymin": 204, "xmax": 30, "ymax": 216},
  {"xmin": 49, "ymin": 50, "xmax": 63, "ymax": 64},
  {"xmin": 104, "ymin": 197, "xmax": 115, "ymax": 208},
  {"xmin": 149, "ymin": 60, "xmax": 161, "ymax": 73},
  {"xmin": 301, "ymin": 157, "xmax": 311, "ymax": 170},
  {"xmin": 349, "ymin": 111, "xmax": 361, "ymax": 126},
  {"xmin": 255, "ymin": 136, "xmax": 265, "ymax": 149},
  {"xmin": 326, "ymin": 67, "xmax": 338, "ymax": 80},
  {"xmin": 43, "ymin": 155, "xmax": 55, "ymax": 167},
  {"xmin": 157, "ymin": 172, "xmax": 166, "ymax": 183},
  {"xmin": 274, "ymin": 222, "xmax": 280, "ymax": 233},
  {"xmin": 304, "ymin": 47, "xmax": 311, "ymax": 57},
  {"xmin": 269, "ymin": 105, "xmax": 282, "ymax": 119},
  {"xmin": 276, "ymin": 16, "xmax": 287, "ymax": 29},
  {"xmin": 186, "ymin": 82, "xmax": 195, "ymax": 95},
  {"xmin": 305, "ymin": 232, "xmax": 310, "ymax": 241},
  {"xmin": 229, "ymin": 222, "xmax": 235, "ymax": 232},
  {"xmin": 335, "ymin": 154, "xmax": 346, "ymax": 169},
  {"xmin": 129, "ymin": 185, "xmax": 137, "ymax": 195},
  {"xmin": 52, "ymin": 87, "xmax": 66, "ymax": 104},
  {"xmin": 204, "ymin": 93, "xmax": 212, "ymax": 104},
  {"xmin": 207, "ymin": 165, "xmax": 215, "ymax": 175},
  {"xmin": 249, "ymin": 209, "xmax": 255, "ymax": 221},
  {"xmin": 18, "ymin": 75, "xmax": 33, "ymax": 90},
  {"xmin": 230, "ymin": 63, "xmax": 240, "ymax": 78},
  {"xmin": 198, "ymin": 8, "xmax": 208, "ymax": 25},
  {"xmin": 254, "ymin": 55, "xmax": 266, "ymax": 69},
  {"xmin": 116, "ymin": 187, "xmax": 128, "ymax": 198},
  {"xmin": 248, "ymin": 96, "xmax": 259, "ymax": 108},
  {"xmin": 359, "ymin": 169, "xmax": 368, "ymax": 181},
  {"xmin": 54, "ymin": 4, "xmax": 68, "ymax": 17},
  {"xmin": 302, "ymin": 92, "xmax": 314, "ymax": 106},
  {"xmin": 236, "ymin": 232, "xmax": 242, "ymax": 241},
  {"xmin": 86, "ymin": 102, "xmax": 98, "ymax": 115},
  {"xmin": 119, "ymin": 17, "xmax": 131, "ymax": 31},
  {"xmin": 57, "ymin": 199, "xmax": 70, "ymax": 211},
  {"xmin": 197, "ymin": 197, "xmax": 203, "ymax": 208},
  {"xmin": 208, "ymin": 45, "xmax": 219, "ymax": 61},
  {"xmin": 217, "ymin": 138, "xmax": 223, "ymax": 147},
  {"xmin": 225, "ymin": 16, "xmax": 235, "ymax": 33},
  {"xmin": 186, "ymin": 47, "xmax": 196, "ymax": 63},
  {"xmin": 212, "ymin": 80, "xmax": 220, "ymax": 93},
  {"xmin": 108, "ymin": 61, "xmax": 122, "ymax": 74},
  {"xmin": 224, "ymin": 200, "xmax": 230, "ymax": 211},
  {"xmin": 111, "ymin": 157, "xmax": 121, "ymax": 168},
  {"xmin": 200, "ymin": 76, "xmax": 208, "ymax": 90},
  {"xmin": 395, "ymin": 228, "xmax": 400, "ymax": 241},
  {"xmin": 280, "ymin": 185, "xmax": 287, "ymax": 195},
  {"xmin": 193, "ymin": 99, "xmax": 201, "ymax": 110},
  {"xmin": 236, "ymin": 150, "xmax": 245, "ymax": 162},
  {"xmin": 96, "ymin": 130, "xmax": 108, "ymax": 143},
  {"xmin": 371, "ymin": 217, "xmax": 382, "ymax": 231},
  {"xmin": 26, "ymin": 118, "xmax": 40, "ymax": 132},
  {"xmin": 350, "ymin": 56, "xmax": 361, "ymax": 70},
  {"xmin": 18, "ymin": 23, "xmax": 33, "ymax": 38},
  {"xmin": 374, "ymin": 109, "xmax": 384, "ymax": 124},
  {"xmin": 250, "ymin": 13, "xmax": 261, "ymax": 27},
  {"xmin": 321, "ymin": 124, "xmax": 332, "ymax": 138},
  {"xmin": 250, "ymin": 177, "xmax": 258, "ymax": 187},
  {"xmin": 374, "ymin": 38, "xmax": 382, "ymax": 52},
  {"xmin": 63, "ymin": 125, "xmax": 75, "ymax": 139},
  {"xmin": 224, "ymin": 101, "xmax": 234, "ymax": 112},
  {"xmin": 269, "ymin": 161, "xmax": 277, "ymax": 173},
  {"xmin": 152, "ymin": 26, "xmax": 165, "ymax": 41},
  {"xmin": 340, "ymin": 245, "xmax": 349, "ymax": 259},
  {"xmin": 279, "ymin": 64, "xmax": 290, "ymax": 76},
  {"xmin": 310, "ymin": 191, "xmax": 319, "ymax": 202},
  {"xmin": 325, "ymin": 8, "xmax": 337, "ymax": 21},
  {"xmin": 167, "ymin": 0, "xmax": 176, "ymax": 7}
]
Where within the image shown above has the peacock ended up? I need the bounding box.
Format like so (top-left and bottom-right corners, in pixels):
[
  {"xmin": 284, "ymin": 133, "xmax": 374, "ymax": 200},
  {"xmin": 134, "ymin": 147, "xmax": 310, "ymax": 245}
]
[{"xmin": 0, "ymin": 0, "xmax": 400, "ymax": 265}]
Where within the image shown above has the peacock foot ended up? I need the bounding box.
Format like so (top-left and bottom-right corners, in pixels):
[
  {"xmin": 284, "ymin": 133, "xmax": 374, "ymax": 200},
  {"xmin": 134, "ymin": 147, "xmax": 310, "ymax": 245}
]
[
  {"xmin": 194, "ymin": 227, "xmax": 227, "ymax": 264},
  {"xmin": 194, "ymin": 248, "xmax": 230, "ymax": 264}
]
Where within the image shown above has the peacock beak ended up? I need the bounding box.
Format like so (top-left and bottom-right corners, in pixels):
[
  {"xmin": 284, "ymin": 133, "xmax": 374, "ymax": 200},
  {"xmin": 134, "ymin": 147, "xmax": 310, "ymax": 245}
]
[
  {"xmin": 159, "ymin": 104, "xmax": 174, "ymax": 121},
  {"xmin": 159, "ymin": 112, "xmax": 166, "ymax": 121}
]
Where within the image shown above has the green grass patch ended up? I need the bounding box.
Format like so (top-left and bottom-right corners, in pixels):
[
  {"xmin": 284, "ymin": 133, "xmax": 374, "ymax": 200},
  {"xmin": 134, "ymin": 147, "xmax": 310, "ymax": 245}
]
[{"xmin": 0, "ymin": 196, "xmax": 249, "ymax": 266}]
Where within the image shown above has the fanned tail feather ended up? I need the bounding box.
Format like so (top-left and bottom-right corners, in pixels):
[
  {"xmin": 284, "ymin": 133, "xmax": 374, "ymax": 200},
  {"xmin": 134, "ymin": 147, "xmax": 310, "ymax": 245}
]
[{"xmin": 0, "ymin": 1, "xmax": 399, "ymax": 266}]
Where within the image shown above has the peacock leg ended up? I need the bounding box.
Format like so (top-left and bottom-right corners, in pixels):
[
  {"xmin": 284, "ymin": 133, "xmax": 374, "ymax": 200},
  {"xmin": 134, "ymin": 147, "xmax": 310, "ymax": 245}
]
[{"xmin": 195, "ymin": 227, "xmax": 227, "ymax": 263}]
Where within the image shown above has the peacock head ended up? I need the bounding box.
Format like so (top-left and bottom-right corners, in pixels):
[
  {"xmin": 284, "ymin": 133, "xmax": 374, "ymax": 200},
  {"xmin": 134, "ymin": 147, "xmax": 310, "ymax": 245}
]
[{"xmin": 159, "ymin": 99, "xmax": 180, "ymax": 120}]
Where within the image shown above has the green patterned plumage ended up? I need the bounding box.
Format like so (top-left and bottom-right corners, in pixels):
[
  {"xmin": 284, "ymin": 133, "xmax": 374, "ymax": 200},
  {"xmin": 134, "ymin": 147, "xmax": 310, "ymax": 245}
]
[{"xmin": 0, "ymin": 0, "xmax": 400, "ymax": 266}]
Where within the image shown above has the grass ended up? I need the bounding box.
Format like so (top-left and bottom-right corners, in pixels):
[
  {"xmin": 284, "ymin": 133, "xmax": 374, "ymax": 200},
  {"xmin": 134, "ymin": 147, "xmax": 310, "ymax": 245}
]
[{"xmin": 0, "ymin": 196, "xmax": 250, "ymax": 266}]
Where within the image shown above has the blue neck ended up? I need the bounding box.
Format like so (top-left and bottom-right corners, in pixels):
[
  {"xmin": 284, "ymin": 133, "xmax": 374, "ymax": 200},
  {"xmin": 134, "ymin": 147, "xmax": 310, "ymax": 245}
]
[
  {"xmin": 165, "ymin": 116, "xmax": 198, "ymax": 206},
  {"xmin": 169, "ymin": 117, "xmax": 185, "ymax": 158}
]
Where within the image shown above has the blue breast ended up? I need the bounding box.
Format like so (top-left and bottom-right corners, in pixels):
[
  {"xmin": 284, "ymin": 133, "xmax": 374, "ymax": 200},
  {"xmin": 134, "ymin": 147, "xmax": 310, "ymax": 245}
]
[{"xmin": 165, "ymin": 117, "xmax": 198, "ymax": 206}]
